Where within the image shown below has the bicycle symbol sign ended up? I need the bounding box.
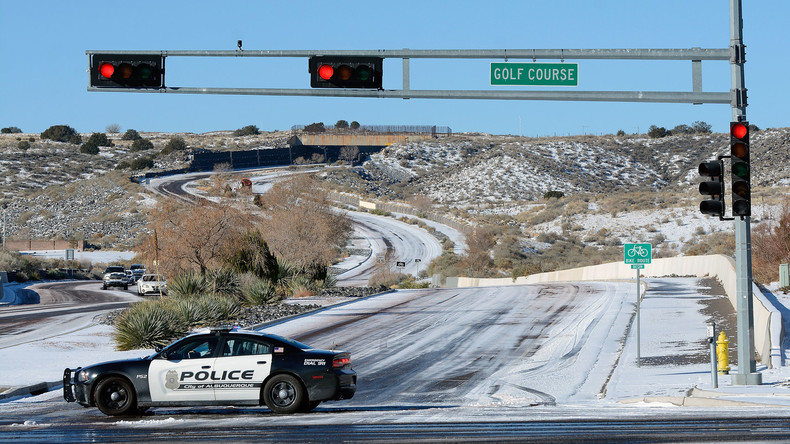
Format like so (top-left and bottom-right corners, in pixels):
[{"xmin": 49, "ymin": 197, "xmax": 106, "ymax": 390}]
[{"xmin": 624, "ymin": 243, "xmax": 652, "ymax": 264}]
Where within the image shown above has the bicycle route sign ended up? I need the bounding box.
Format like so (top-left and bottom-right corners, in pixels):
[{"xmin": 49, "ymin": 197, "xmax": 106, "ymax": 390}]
[{"xmin": 624, "ymin": 243, "xmax": 652, "ymax": 265}]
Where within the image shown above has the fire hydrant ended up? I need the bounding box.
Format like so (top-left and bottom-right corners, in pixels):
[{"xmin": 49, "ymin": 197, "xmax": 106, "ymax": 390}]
[{"xmin": 716, "ymin": 331, "xmax": 731, "ymax": 375}]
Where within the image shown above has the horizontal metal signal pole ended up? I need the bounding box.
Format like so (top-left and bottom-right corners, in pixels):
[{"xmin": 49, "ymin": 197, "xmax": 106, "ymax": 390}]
[
  {"xmin": 86, "ymin": 48, "xmax": 729, "ymax": 61},
  {"xmin": 87, "ymin": 86, "xmax": 730, "ymax": 104}
]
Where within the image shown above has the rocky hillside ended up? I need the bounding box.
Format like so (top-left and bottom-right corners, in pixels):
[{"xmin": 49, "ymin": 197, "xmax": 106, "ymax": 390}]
[{"xmin": 0, "ymin": 127, "xmax": 788, "ymax": 252}]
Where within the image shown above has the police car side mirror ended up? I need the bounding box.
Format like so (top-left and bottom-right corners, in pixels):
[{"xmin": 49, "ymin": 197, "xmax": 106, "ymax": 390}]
[{"xmin": 157, "ymin": 349, "xmax": 169, "ymax": 360}]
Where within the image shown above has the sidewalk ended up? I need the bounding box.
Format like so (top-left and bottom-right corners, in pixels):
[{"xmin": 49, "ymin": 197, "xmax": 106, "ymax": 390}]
[{"xmin": 604, "ymin": 277, "xmax": 790, "ymax": 407}]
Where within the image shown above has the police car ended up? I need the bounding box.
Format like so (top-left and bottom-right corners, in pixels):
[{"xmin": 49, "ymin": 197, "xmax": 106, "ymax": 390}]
[{"xmin": 63, "ymin": 327, "xmax": 356, "ymax": 416}]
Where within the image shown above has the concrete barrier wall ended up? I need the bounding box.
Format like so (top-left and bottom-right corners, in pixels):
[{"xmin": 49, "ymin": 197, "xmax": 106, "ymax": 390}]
[
  {"xmin": 445, "ymin": 254, "xmax": 780, "ymax": 366},
  {"xmin": 4, "ymin": 239, "xmax": 85, "ymax": 252}
]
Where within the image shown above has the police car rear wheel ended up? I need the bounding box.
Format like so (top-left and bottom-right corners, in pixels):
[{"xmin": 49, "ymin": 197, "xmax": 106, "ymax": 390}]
[
  {"xmin": 263, "ymin": 375, "xmax": 305, "ymax": 414},
  {"xmin": 94, "ymin": 376, "xmax": 137, "ymax": 416}
]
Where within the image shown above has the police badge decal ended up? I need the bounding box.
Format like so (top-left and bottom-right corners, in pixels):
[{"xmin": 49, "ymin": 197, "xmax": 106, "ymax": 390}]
[{"xmin": 165, "ymin": 370, "xmax": 179, "ymax": 390}]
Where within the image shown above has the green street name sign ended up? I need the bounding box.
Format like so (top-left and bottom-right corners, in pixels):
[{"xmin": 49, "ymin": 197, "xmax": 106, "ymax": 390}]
[
  {"xmin": 624, "ymin": 243, "xmax": 652, "ymax": 265},
  {"xmin": 491, "ymin": 62, "xmax": 578, "ymax": 86}
]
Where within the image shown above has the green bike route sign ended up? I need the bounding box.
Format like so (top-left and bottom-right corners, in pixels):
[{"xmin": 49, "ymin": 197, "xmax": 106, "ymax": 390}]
[
  {"xmin": 624, "ymin": 243, "xmax": 652, "ymax": 265},
  {"xmin": 490, "ymin": 62, "xmax": 578, "ymax": 86}
]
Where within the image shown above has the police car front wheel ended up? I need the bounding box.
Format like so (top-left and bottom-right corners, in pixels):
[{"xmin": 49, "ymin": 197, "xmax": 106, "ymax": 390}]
[
  {"xmin": 263, "ymin": 374, "xmax": 306, "ymax": 414},
  {"xmin": 94, "ymin": 376, "xmax": 138, "ymax": 416}
]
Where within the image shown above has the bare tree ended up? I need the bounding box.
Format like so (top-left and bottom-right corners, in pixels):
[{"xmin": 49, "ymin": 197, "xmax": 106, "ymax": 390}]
[
  {"xmin": 339, "ymin": 145, "xmax": 360, "ymax": 163},
  {"xmin": 256, "ymin": 175, "xmax": 351, "ymax": 272},
  {"xmin": 137, "ymin": 200, "xmax": 252, "ymax": 277}
]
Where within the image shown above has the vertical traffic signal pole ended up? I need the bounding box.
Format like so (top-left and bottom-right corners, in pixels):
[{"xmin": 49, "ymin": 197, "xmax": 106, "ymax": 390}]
[{"xmin": 730, "ymin": 0, "xmax": 760, "ymax": 385}]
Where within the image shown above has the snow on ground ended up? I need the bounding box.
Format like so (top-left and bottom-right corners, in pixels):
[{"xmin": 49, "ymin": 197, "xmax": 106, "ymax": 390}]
[
  {"xmin": 18, "ymin": 250, "xmax": 136, "ymax": 264},
  {"xmin": 3, "ymin": 277, "xmax": 790, "ymax": 411}
]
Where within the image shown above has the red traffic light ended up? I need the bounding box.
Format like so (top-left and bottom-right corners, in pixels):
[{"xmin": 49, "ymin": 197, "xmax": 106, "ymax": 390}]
[
  {"xmin": 99, "ymin": 63, "xmax": 115, "ymax": 79},
  {"xmin": 91, "ymin": 54, "xmax": 164, "ymax": 89},
  {"xmin": 317, "ymin": 64, "xmax": 334, "ymax": 81},
  {"xmin": 731, "ymin": 122, "xmax": 748, "ymax": 139},
  {"xmin": 309, "ymin": 56, "xmax": 382, "ymax": 89}
]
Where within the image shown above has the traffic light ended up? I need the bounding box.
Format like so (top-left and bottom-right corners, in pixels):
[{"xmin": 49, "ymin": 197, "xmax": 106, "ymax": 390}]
[
  {"xmin": 90, "ymin": 54, "xmax": 164, "ymax": 89},
  {"xmin": 309, "ymin": 56, "xmax": 382, "ymax": 89},
  {"xmin": 699, "ymin": 159, "xmax": 725, "ymax": 218},
  {"xmin": 730, "ymin": 121, "xmax": 750, "ymax": 217}
]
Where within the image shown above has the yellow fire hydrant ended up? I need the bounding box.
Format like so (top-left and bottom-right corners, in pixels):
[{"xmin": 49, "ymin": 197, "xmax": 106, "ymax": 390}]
[{"xmin": 716, "ymin": 331, "xmax": 730, "ymax": 375}]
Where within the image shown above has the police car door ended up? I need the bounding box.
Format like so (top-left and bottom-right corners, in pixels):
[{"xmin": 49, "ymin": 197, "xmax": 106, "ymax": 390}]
[
  {"xmin": 149, "ymin": 336, "xmax": 219, "ymax": 402},
  {"xmin": 213, "ymin": 337, "xmax": 272, "ymax": 402}
]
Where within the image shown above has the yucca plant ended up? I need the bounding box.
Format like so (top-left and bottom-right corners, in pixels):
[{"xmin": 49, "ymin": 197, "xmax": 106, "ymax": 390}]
[
  {"xmin": 167, "ymin": 271, "xmax": 208, "ymax": 299},
  {"xmin": 114, "ymin": 300, "xmax": 183, "ymax": 350},
  {"xmin": 170, "ymin": 297, "xmax": 211, "ymax": 329},
  {"xmin": 196, "ymin": 294, "xmax": 241, "ymax": 325},
  {"xmin": 241, "ymin": 277, "xmax": 280, "ymax": 306},
  {"xmin": 205, "ymin": 268, "xmax": 240, "ymax": 298}
]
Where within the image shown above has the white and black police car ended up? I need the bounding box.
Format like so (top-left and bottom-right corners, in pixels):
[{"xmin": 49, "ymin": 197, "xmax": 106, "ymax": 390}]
[{"xmin": 63, "ymin": 327, "xmax": 356, "ymax": 415}]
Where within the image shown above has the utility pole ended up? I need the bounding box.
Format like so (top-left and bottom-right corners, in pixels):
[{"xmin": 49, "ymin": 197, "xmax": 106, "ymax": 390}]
[{"xmin": 730, "ymin": 0, "xmax": 761, "ymax": 386}]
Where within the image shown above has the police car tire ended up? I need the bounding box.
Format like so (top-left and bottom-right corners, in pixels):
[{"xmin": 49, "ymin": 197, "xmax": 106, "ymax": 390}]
[
  {"xmin": 301, "ymin": 401, "xmax": 320, "ymax": 413},
  {"xmin": 94, "ymin": 376, "xmax": 137, "ymax": 416},
  {"xmin": 263, "ymin": 374, "xmax": 305, "ymax": 414}
]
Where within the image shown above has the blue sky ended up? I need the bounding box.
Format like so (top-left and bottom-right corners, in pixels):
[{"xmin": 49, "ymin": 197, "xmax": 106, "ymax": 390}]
[{"xmin": 1, "ymin": 1, "xmax": 787, "ymax": 136}]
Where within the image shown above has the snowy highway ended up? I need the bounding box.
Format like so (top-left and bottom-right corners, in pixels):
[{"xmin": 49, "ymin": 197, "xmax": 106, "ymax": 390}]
[{"xmin": 268, "ymin": 282, "xmax": 633, "ymax": 408}]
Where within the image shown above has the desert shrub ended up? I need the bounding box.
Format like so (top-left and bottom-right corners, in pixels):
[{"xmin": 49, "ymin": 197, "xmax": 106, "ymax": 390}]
[
  {"xmin": 241, "ymin": 276, "xmax": 280, "ymax": 305},
  {"xmin": 114, "ymin": 293, "xmax": 242, "ymax": 350},
  {"xmin": 196, "ymin": 294, "xmax": 241, "ymax": 323},
  {"xmin": 115, "ymin": 300, "xmax": 184, "ymax": 350},
  {"xmin": 41, "ymin": 125, "xmax": 80, "ymax": 143},
  {"xmin": 130, "ymin": 138, "xmax": 153, "ymax": 152},
  {"xmin": 204, "ymin": 268, "xmax": 240, "ymax": 298},
  {"xmin": 1, "ymin": 126, "xmax": 22, "ymax": 134},
  {"xmin": 304, "ymin": 122, "xmax": 325, "ymax": 133},
  {"xmin": 161, "ymin": 136, "xmax": 187, "ymax": 155},
  {"xmin": 80, "ymin": 142, "xmax": 100, "ymax": 155},
  {"xmin": 167, "ymin": 271, "xmax": 208, "ymax": 298},
  {"xmin": 647, "ymin": 125, "xmax": 669, "ymax": 138},
  {"xmin": 752, "ymin": 200, "xmax": 790, "ymax": 283},
  {"xmin": 17, "ymin": 140, "xmax": 30, "ymax": 151},
  {"xmin": 86, "ymin": 132, "xmax": 112, "ymax": 147},
  {"xmin": 544, "ymin": 190, "xmax": 564, "ymax": 199},
  {"xmin": 233, "ymin": 125, "xmax": 260, "ymax": 136},
  {"xmin": 122, "ymin": 129, "xmax": 142, "ymax": 140},
  {"xmin": 130, "ymin": 157, "xmax": 154, "ymax": 170}
]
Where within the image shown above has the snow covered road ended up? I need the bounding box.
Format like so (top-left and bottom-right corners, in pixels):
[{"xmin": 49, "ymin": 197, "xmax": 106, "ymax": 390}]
[{"xmin": 267, "ymin": 282, "xmax": 634, "ymax": 407}]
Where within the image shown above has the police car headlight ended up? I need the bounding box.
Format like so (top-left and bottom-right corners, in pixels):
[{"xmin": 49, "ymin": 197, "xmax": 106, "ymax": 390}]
[{"xmin": 77, "ymin": 370, "xmax": 89, "ymax": 382}]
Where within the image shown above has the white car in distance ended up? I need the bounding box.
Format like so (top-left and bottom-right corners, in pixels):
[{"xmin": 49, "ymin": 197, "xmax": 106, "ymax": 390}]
[{"xmin": 137, "ymin": 274, "xmax": 167, "ymax": 296}]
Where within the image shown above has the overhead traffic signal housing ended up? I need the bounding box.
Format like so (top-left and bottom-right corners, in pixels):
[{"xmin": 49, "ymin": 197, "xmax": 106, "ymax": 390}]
[
  {"xmin": 698, "ymin": 159, "xmax": 725, "ymax": 218},
  {"xmin": 730, "ymin": 121, "xmax": 751, "ymax": 217},
  {"xmin": 309, "ymin": 56, "xmax": 382, "ymax": 89},
  {"xmin": 90, "ymin": 54, "xmax": 164, "ymax": 89}
]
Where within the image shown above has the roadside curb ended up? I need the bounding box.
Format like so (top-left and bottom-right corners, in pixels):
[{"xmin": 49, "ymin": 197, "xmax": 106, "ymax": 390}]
[
  {"xmin": 0, "ymin": 381, "xmax": 61, "ymax": 401},
  {"xmin": 619, "ymin": 393, "xmax": 790, "ymax": 408}
]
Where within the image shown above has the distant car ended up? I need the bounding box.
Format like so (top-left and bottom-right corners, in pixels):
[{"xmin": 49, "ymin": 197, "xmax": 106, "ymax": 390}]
[
  {"xmin": 102, "ymin": 272, "xmax": 128, "ymax": 290},
  {"xmin": 137, "ymin": 274, "xmax": 167, "ymax": 296},
  {"xmin": 103, "ymin": 265, "xmax": 125, "ymax": 276},
  {"xmin": 63, "ymin": 327, "xmax": 357, "ymax": 416},
  {"xmin": 129, "ymin": 264, "xmax": 146, "ymax": 282}
]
